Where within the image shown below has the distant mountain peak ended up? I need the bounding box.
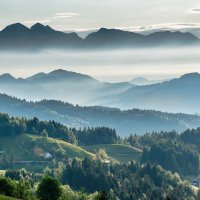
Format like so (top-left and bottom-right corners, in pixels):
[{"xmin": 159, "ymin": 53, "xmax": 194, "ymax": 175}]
[
  {"xmin": 31, "ymin": 23, "xmax": 53, "ymax": 32},
  {"xmin": 148, "ymin": 30, "xmax": 198, "ymax": 41},
  {"xmin": 96, "ymin": 28, "xmax": 135, "ymax": 35},
  {"xmin": 1, "ymin": 23, "xmax": 30, "ymax": 33},
  {"xmin": 48, "ymin": 69, "xmax": 70, "ymax": 76},
  {"xmin": 98, "ymin": 28, "xmax": 110, "ymax": 32},
  {"xmin": 0, "ymin": 73, "xmax": 16, "ymax": 82},
  {"xmin": 48, "ymin": 69, "xmax": 94, "ymax": 79},
  {"xmin": 180, "ymin": 72, "xmax": 200, "ymax": 80},
  {"xmin": 26, "ymin": 69, "xmax": 99, "ymax": 83},
  {"xmin": 49, "ymin": 69, "xmax": 69, "ymax": 74}
]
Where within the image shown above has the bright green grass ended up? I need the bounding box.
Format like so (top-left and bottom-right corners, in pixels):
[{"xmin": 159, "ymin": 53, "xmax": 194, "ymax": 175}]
[
  {"xmin": 0, "ymin": 195, "xmax": 17, "ymax": 200},
  {"xmin": 84, "ymin": 144, "xmax": 142, "ymax": 163},
  {"xmin": 0, "ymin": 134, "xmax": 94, "ymax": 162}
]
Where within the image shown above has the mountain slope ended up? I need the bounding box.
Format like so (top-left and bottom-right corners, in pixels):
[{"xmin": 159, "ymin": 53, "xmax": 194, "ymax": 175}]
[
  {"xmin": 84, "ymin": 144, "xmax": 142, "ymax": 162},
  {"xmin": 0, "ymin": 23, "xmax": 83, "ymax": 50},
  {"xmin": 26, "ymin": 69, "xmax": 99, "ymax": 83},
  {"xmin": 85, "ymin": 28, "xmax": 144, "ymax": 47},
  {"xmin": 85, "ymin": 28, "xmax": 199, "ymax": 47},
  {"xmin": 0, "ymin": 69, "xmax": 132, "ymax": 104},
  {"xmin": 107, "ymin": 73, "xmax": 200, "ymax": 113}
]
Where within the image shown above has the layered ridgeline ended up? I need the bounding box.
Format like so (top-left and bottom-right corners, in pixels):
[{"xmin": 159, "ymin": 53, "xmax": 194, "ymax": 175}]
[
  {"xmin": 0, "ymin": 93, "xmax": 200, "ymax": 135},
  {"xmin": 0, "ymin": 23, "xmax": 199, "ymax": 50},
  {"xmin": 0, "ymin": 69, "xmax": 200, "ymax": 114}
]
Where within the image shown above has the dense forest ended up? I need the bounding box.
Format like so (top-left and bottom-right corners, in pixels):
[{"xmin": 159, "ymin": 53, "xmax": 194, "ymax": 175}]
[
  {"xmin": 0, "ymin": 161, "xmax": 199, "ymax": 200},
  {"xmin": 1, "ymin": 112, "xmax": 200, "ymax": 199},
  {"xmin": 126, "ymin": 129, "xmax": 200, "ymax": 176},
  {"xmin": 0, "ymin": 169, "xmax": 104, "ymax": 200},
  {"xmin": 62, "ymin": 158, "xmax": 198, "ymax": 200}
]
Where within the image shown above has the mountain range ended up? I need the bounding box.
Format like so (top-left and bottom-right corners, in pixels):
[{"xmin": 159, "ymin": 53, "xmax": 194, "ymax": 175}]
[
  {"xmin": 0, "ymin": 69, "xmax": 199, "ymax": 114},
  {"xmin": 130, "ymin": 77, "xmax": 165, "ymax": 85},
  {"xmin": 0, "ymin": 23, "xmax": 199, "ymax": 50}
]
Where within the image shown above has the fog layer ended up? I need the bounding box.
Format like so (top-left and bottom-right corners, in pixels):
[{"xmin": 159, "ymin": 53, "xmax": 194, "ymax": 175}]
[{"xmin": 1, "ymin": 47, "xmax": 200, "ymax": 82}]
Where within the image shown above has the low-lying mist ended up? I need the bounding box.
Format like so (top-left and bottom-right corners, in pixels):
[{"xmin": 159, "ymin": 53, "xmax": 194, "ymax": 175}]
[{"xmin": 1, "ymin": 47, "xmax": 200, "ymax": 82}]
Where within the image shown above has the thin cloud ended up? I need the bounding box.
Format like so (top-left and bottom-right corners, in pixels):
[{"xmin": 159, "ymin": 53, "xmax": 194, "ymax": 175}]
[
  {"xmin": 23, "ymin": 12, "xmax": 79, "ymax": 26},
  {"xmin": 120, "ymin": 23, "xmax": 200, "ymax": 33},
  {"xmin": 190, "ymin": 8, "xmax": 200, "ymax": 13},
  {"xmin": 53, "ymin": 12, "xmax": 79, "ymax": 19}
]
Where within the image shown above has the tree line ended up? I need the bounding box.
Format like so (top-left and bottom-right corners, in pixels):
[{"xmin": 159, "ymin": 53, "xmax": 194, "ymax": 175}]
[{"xmin": 0, "ymin": 113, "xmax": 118, "ymax": 145}]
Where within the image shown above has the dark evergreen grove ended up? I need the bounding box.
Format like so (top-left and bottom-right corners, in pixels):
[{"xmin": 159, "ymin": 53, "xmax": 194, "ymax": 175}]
[
  {"xmin": 0, "ymin": 161, "xmax": 199, "ymax": 200},
  {"xmin": 0, "ymin": 113, "xmax": 118, "ymax": 145},
  {"xmin": 61, "ymin": 158, "xmax": 197, "ymax": 200}
]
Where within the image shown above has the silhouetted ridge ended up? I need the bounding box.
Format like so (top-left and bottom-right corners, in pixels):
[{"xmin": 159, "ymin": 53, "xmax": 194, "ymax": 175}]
[
  {"xmin": 0, "ymin": 73, "xmax": 15, "ymax": 80},
  {"xmin": 178, "ymin": 73, "xmax": 200, "ymax": 82},
  {"xmin": 0, "ymin": 23, "xmax": 32, "ymax": 37},
  {"xmin": 85, "ymin": 28, "xmax": 144, "ymax": 46},
  {"xmin": 0, "ymin": 23, "xmax": 199, "ymax": 49},
  {"xmin": 147, "ymin": 31, "xmax": 198, "ymax": 44},
  {"xmin": 85, "ymin": 28, "xmax": 199, "ymax": 47},
  {"xmin": 180, "ymin": 72, "xmax": 200, "ymax": 79},
  {"xmin": 26, "ymin": 69, "xmax": 99, "ymax": 83},
  {"xmin": 31, "ymin": 23, "xmax": 53, "ymax": 32},
  {"xmin": 0, "ymin": 73, "xmax": 19, "ymax": 83},
  {"xmin": 1, "ymin": 23, "xmax": 30, "ymax": 33}
]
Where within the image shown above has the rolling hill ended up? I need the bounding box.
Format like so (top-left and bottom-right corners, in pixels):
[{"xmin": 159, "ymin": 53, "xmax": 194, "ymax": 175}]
[
  {"xmin": 0, "ymin": 134, "xmax": 94, "ymax": 164},
  {"xmin": 0, "ymin": 195, "xmax": 17, "ymax": 200},
  {"xmin": 84, "ymin": 144, "xmax": 142, "ymax": 163}
]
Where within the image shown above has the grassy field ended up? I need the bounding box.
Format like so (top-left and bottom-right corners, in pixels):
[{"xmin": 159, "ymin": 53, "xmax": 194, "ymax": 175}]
[
  {"xmin": 0, "ymin": 195, "xmax": 17, "ymax": 200},
  {"xmin": 84, "ymin": 144, "xmax": 142, "ymax": 163},
  {"xmin": 0, "ymin": 134, "xmax": 94, "ymax": 162}
]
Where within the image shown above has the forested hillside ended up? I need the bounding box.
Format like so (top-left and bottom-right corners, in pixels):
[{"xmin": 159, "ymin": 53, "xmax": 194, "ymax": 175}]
[
  {"xmin": 126, "ymin": 129, "xmax": 200, "ymax": 176},
  {"xmin": 0, "ymin": 112, "xmax": 200, "ymax": 199},
  {"xmin": 0, "ymin": 94, "xmax": 200, "ymax": 135}
]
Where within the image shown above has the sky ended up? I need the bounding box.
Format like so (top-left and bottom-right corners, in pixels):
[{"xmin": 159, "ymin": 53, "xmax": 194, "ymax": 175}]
[
  {"xmin": 1, "ymin": 0, "xmax": 200, "ymax": 82},
  {"xmin": 1, "ymin": 0, "xmax": 200, "ymax": 32}
]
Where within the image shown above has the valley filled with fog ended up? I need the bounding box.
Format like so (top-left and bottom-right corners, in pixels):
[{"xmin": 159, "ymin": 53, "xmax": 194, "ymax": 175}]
[{"xmin": 1, "ymin": 47, "xmax": 200, "ymax": 82}]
